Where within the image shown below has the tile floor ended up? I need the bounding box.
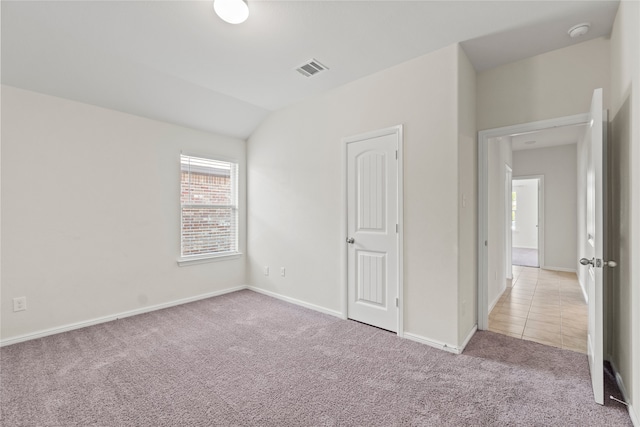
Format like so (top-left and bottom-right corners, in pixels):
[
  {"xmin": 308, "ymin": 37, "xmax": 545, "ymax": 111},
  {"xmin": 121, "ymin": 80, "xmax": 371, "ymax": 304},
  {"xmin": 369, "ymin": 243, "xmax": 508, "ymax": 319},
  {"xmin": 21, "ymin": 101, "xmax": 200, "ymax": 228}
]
[{"xmin": 489, "ymin": 265, "xmax": 588, "ymax": 353}]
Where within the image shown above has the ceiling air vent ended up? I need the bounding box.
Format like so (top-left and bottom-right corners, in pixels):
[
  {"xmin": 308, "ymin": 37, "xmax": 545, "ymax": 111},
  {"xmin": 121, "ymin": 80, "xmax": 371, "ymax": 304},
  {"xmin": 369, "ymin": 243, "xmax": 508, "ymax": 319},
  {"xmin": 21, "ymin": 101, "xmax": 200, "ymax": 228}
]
[{"xmin": 296, "ymin": 59, "xmax": 328, "ymax": 77}]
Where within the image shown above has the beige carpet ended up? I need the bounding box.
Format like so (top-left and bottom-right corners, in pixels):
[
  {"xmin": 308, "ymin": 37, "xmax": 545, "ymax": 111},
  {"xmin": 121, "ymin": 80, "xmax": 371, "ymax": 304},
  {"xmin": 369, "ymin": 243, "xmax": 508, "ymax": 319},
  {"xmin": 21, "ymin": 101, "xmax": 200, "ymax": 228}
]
[{"xmin": 0, "ymin": 290, "xmax": 631, "ymax": 426}]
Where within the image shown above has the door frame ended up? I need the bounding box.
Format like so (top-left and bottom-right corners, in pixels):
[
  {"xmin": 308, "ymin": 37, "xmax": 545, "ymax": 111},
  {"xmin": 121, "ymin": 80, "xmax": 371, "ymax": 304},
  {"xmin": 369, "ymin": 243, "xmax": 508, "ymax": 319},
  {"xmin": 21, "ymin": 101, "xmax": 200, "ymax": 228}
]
[
  {"xmin": 512, "ymin": 175, "xmax": 545, "ymax": 269},
  {"xmin": 505, "ymin": 165, "xmax": 513, "ymax": 279},
  {"xmin": 342, "ymin": 125, "xmax": 404, "ymax": 337},
  {"xmin": 478, "ymin": 114, "xmax": 588, "ymax": 330}
]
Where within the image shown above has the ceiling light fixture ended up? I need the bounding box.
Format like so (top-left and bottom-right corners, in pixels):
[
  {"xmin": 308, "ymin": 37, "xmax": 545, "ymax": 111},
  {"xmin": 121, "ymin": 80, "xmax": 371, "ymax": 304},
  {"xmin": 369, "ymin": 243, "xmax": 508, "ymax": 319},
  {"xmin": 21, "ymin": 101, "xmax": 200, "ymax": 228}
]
[
  {"xmin": 213, "ymin": 0, "xmax": 249, "ymax": 24},
  {"xmin": 568, "ymin": 23, "xmax": 591, "ymax": 38}
]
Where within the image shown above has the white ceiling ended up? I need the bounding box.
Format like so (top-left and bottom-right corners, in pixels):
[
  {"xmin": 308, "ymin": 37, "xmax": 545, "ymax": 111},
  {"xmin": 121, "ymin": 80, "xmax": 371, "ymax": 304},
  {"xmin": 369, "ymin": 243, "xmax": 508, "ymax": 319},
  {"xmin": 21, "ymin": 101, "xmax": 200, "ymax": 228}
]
[{"xmin": 1, "ymin": 1, "xmax": 620, "ymax": 139}]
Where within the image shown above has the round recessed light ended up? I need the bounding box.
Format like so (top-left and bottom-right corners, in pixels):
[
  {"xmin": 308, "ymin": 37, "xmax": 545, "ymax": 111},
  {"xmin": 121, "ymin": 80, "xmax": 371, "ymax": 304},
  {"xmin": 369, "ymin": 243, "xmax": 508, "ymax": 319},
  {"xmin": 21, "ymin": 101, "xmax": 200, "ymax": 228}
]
[
  {"xmin": 213, "ymin": 0, "xmax": 249, "ymax": 24},
  {"xmin": 568, "ymin": 23, "xmax": 591, "ymax": 38}
]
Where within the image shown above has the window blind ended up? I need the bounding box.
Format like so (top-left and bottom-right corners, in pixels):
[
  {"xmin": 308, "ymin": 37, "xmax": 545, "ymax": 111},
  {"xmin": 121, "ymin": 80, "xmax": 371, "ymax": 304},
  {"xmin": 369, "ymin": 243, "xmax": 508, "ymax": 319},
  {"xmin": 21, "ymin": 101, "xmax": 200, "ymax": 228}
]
[{"xmin": 180, "ymin": 155, "xmax": 238, "ymax": 257}]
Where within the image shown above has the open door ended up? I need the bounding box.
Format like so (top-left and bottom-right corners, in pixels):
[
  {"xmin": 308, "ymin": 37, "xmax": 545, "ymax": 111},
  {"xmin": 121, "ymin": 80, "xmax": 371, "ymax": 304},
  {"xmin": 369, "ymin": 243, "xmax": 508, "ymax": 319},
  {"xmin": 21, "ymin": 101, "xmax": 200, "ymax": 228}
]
[{"xmin": 580, "ymin": 88, "xmax": 616, "ymax": 405}]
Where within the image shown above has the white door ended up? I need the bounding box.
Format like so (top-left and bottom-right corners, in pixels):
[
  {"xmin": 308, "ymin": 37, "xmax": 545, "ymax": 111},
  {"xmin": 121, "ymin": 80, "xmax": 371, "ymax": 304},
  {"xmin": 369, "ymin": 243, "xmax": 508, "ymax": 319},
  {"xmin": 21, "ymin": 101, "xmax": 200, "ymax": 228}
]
[
  {"xmin": 346, "ymin": 128, "xmax": 400, "ymax": 332},
  {"xmin": 581, "ymin": 88, "xmax": 615, "ymax": 405}
]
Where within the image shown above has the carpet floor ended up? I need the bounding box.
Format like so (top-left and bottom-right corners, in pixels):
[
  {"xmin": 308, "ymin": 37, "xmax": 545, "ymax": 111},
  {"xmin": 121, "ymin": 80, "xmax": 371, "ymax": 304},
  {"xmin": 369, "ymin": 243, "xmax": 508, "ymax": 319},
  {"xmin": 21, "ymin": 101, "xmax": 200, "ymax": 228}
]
[
  {"xmin": 0, "ymin": 290, "xmax": 631, "ymax": 426},
  {"xmin": 512, "ymin": 247, "xmax": 539, "ymax": 268}
]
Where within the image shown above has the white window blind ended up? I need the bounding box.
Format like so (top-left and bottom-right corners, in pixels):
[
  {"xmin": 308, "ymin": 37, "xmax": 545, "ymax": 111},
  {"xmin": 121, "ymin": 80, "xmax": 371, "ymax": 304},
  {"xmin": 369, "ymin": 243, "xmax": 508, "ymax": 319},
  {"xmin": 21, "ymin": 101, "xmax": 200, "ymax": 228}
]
[{"xmin": 180, "ymin": 155, "xmax": 238, "ymax": 258}]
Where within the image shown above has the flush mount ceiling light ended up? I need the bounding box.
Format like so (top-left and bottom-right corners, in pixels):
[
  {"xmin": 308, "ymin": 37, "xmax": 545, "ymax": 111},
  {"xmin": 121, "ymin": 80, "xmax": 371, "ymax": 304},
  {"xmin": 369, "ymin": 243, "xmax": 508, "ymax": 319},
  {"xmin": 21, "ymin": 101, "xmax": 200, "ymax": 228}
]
[
  {"xmin": 568, "ymin": 23, "xmax": 591, "ymax": 38},
  {"xmin": 214, "ymin": 0, "xmax": 249, "ymax": 24}
]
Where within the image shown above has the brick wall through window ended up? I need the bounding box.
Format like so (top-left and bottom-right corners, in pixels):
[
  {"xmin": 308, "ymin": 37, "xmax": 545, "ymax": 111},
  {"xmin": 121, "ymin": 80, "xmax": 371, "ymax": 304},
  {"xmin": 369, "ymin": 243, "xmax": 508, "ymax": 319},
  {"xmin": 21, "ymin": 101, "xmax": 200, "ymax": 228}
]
[{"xmin": 180, "ymin": 155, "xmax": 238, "ymax": 257}]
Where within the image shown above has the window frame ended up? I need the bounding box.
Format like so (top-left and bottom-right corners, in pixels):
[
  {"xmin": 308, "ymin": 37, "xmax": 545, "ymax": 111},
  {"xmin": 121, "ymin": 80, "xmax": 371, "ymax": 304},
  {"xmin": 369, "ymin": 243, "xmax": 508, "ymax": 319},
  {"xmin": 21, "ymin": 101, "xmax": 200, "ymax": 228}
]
[{"xmin": 177, "ymin": 154, "xmax": 242, "ymax": 266}]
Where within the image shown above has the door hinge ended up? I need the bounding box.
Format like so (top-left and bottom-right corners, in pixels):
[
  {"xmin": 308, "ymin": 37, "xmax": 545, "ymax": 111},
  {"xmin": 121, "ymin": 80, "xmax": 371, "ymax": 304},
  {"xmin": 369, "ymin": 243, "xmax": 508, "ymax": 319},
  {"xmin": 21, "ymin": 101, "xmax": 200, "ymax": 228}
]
[
  {"xmin": 395, "ymin": 297, "xmax": 399, "ymax": 307},
  {"xmin": 395, "ymin": 150, "xmax": 398, "ymax": 160},
  {"xmin": 396, "ymin": 224, "xmax": 398, "ymax": 233}
]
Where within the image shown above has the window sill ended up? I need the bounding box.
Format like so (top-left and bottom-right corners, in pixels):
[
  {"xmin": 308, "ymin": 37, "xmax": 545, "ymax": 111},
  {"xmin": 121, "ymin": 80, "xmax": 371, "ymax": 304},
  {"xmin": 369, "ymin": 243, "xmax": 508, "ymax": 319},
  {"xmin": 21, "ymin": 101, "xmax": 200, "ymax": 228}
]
[{"xmin": 177, "ymin": 252, "xmax": 243, "ymax": 267}]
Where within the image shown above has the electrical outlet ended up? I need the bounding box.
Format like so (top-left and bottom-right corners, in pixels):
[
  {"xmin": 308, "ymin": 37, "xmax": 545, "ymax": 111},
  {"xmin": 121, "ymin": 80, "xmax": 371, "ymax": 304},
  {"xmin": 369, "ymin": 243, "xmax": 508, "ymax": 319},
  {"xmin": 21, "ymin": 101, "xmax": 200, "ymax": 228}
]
[
  {"xmin": 13, "ymin": 297, "xmax": 27, "ymax": 312},
  {"xmin": 264, "ymin": 266, "xmax": 269, "ymax": 276},
  {"xmin": 280, "ymin": 267, "xmax": 286, "ymax": 277}
]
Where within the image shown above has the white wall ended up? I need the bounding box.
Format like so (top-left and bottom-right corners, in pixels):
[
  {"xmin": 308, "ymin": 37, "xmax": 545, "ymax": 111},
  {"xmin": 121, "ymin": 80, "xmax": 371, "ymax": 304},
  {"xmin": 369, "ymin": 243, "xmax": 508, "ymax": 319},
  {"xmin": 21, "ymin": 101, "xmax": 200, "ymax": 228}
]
[
  {"xmin": 512, "ymin": 178, "xmax": 538, "ymax": 250},
  {"xmin": 1, "ymin": 85, "xmax": 247, "ymax": 341},
  {"xmin": 457, "ymin": 46, "xmax": 478, "ymax": 344},
  {"xmin": 477, "ymin": 37, "xmax": 611, "ymax": 131},
  {"xmin": 248, "ymin": 44, "xmax": 476, "ymax": 349},
  {"xmin": 609, "ymin": 1, "xmax": 640, "ymax": 422},
  {"xmin": 512, "ymin": 144, "xmax": 577, "ymax": 271},
  {"xmin": 487, "ymin": 137, "xmax": 512, "ymax": 309}
]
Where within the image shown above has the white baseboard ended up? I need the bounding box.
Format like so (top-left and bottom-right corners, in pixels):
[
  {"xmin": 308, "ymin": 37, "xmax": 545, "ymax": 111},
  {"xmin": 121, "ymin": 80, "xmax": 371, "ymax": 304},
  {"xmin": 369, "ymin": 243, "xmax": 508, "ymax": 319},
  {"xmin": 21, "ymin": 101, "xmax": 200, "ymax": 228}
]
[
  {"xmin": 460, "ymin": 325, "xmax": 478, "ymax": 352},
  {"xmin": 249, "ymin": 287, "xmax": 477, "ymax": 355},
  {"xmin": 541, "ymin": 266, "xmax": 577, "ymax": 273},
  {"xmin": 404, "ymin": 332, "xmax": 462, "ymax": 354},
  {"xmin": 610, "ymin": 360, "xmax": 639, "ymax": 426},
  {"xmin": 247, "ymin": 286, "xmax": 344, "ymax": 319},
  {"xmin": 489, "ymin": 285, "xmax": 506, "ymax": 314},
  {"xmin": 0, "ymin": 285, "xmax": 249, "ymax": 347}
]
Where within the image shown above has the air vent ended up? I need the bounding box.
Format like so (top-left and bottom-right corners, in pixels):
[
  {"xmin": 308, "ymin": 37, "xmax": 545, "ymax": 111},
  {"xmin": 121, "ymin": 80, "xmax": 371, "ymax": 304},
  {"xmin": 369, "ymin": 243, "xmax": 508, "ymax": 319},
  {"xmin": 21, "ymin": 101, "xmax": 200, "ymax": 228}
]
[{"xmin": 296, "ymin": 59, "xmax": 328, "ymax": 77}]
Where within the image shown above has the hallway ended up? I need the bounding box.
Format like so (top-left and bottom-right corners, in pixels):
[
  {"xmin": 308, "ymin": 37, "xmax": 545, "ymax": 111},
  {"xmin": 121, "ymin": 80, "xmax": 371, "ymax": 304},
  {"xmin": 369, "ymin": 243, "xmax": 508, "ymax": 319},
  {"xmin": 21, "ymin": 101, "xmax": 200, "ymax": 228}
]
[{"xmin": 489, "ymin": 266, "xmax": 588, "ymax": 353}]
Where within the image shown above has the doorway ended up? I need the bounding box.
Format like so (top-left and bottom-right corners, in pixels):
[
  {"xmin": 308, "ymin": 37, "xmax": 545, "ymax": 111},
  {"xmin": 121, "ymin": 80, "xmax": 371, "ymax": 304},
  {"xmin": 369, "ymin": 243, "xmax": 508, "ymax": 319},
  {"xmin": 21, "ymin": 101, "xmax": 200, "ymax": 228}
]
[
  {"xmin": 343, "ymin": 125, "xmax": 404, "ymax": 334},
  {"xmin": 484, "ymin": 126, "xmax": 591, "ymax": 356},
  {"xmin": 478, "ymin": 90, "xmax": 610, "ymax": 405},
  {"xmin": 482, "ymin": 122, "xmax": 589, "ymax": 353},
  {"xmin": 478, "ymin": 114, "xmax": 590, "ymax": 330},
  {"xmin": 511, "ymin": 177, "xmax": 542, "ymax": 268}
]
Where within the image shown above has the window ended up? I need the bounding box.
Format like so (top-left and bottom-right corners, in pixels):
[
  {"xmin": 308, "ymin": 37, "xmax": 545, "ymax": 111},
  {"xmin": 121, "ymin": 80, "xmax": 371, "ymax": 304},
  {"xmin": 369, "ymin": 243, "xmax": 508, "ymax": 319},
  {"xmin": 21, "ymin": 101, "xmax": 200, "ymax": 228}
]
[{"xmin": 180, "ymin": 154, "xmax": 239, "ymax": 262}]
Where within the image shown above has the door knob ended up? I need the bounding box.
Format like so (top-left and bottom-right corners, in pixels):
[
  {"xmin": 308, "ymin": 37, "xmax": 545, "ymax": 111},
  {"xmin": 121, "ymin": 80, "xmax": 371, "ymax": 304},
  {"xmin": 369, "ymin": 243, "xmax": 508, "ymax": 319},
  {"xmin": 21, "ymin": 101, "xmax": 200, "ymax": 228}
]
[
  {"xmin": 580, "ymin": 258, "xmax": 617, "ymax": 268},
  {"xmin": 346, "ymin": 237, "xmax": 355, "ymax": 244}
]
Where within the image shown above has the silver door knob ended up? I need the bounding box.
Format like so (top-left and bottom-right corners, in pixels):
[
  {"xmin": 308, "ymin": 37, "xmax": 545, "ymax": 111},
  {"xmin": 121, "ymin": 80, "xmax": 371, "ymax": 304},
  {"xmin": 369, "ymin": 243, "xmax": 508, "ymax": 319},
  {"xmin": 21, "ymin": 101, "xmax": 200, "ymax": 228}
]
[
  {"xmin": 346, "ymin": 237, "xmax": 355, "ymax": 244},
  {"xmin": 580, "ymin": 257, "xmax": 617, "ymax": 268}
]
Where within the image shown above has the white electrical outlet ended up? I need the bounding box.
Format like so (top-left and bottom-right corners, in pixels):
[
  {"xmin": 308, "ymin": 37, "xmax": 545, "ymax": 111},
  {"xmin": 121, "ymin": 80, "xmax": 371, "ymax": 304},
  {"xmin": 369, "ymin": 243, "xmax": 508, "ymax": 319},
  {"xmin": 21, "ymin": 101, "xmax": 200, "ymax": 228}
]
[
  {"xmin": 280, "ymin": 267, "xmax": 286, "ymax": 277},
  {"xmin": 264, "ymin": 266, "xmax": 269, "ymax": 276},
  {"xmin": 13, "ymin": 297, "xmax": 27, "ymax": 312}
]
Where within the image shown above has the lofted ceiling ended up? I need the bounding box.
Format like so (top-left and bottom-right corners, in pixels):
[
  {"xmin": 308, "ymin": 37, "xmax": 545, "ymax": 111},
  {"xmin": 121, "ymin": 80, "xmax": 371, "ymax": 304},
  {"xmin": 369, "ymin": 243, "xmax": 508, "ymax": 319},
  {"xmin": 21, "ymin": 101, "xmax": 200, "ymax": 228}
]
[{"xmin": 1, "ymin": 1, "xmax": 620, "ymax": 139}]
